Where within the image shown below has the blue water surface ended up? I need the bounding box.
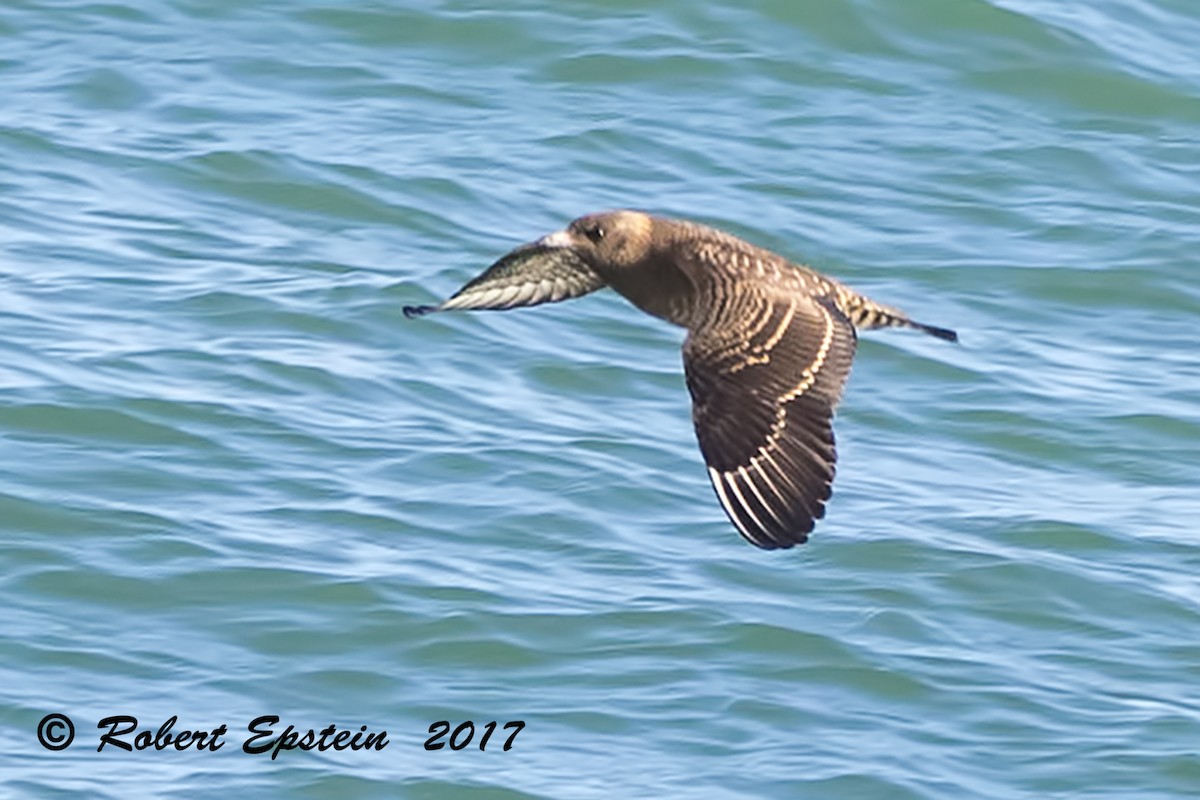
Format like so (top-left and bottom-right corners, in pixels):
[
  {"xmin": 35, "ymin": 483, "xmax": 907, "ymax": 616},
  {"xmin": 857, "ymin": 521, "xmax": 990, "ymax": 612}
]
[{"xmin": 2, "ymin": 1, "xmax": 1199, "ymax": 797}]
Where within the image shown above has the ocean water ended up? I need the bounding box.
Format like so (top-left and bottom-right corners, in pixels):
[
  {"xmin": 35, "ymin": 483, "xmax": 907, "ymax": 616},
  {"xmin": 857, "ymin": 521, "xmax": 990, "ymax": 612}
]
[{"xmin": 3, "ymin": 0, "xmax": 1199, "ymax": 797}]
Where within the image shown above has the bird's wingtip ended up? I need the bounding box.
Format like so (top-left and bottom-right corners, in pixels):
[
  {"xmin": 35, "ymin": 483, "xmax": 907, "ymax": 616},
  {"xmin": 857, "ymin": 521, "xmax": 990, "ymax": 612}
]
[{"xmin": 403, "ymin": 304, "xmax": 438, "ymax": 319}]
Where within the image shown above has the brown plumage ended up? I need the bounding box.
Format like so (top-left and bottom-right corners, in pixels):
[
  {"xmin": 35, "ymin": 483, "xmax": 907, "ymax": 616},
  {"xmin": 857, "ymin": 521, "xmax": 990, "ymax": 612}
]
[{"xmin": 405, "ymin": 210, "xmax": 957, "ymax": 550}]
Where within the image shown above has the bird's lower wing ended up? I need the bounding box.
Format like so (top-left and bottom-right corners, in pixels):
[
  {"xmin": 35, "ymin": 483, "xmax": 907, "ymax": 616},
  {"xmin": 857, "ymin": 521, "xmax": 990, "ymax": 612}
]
[
  {"xmin": 684, "ymin": 295, "xmax": 857, "ymax": 549},
  {"xmin": 404, "ymin": 243, "xmax": 605, "ymax": 318}
]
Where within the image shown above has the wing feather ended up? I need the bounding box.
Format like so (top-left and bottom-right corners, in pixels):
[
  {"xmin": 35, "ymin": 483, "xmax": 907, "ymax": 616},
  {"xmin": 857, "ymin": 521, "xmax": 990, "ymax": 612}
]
[
  {"xmin": 404, "ymin": 243, "xmax": 604, "ymax": 317},
  {"xmin": 684, "ymin": 293, "xmax": 857, "ymax": 548}
]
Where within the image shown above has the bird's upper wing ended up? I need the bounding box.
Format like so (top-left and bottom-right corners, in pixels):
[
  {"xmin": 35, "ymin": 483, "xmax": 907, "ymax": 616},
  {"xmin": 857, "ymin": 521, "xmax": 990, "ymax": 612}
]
[
  {"xmin": 683, "ymin": 290, "xmax": 857, "ymax": 549},
  {"xmin": 404, "ymin": 243, "xmax": 605, "ymax": 317}
]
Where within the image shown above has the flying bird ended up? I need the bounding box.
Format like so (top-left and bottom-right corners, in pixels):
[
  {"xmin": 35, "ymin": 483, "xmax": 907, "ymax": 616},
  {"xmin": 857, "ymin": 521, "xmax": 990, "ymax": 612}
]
[{"xmin": 405, "ymin": 210, "xmax": 957, "ymax": 549}]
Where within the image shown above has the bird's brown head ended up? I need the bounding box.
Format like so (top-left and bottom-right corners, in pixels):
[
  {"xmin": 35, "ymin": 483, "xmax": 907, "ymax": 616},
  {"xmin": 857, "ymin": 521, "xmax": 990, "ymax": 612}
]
[{"xmin": 537, "ymin": 210, "xmax": 654, "ymax": 274}]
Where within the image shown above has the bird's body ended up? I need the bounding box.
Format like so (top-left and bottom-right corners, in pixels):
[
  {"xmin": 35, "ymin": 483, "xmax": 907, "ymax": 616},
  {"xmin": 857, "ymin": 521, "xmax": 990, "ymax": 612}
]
[{"xmin": 405, "ymin": 210, "xmax": 956, "ymax": 549}]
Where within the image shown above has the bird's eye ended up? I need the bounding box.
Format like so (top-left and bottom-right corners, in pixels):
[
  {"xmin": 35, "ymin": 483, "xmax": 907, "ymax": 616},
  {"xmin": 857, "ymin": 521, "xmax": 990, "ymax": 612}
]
[{"xmin": 584, "ymin": 225, "xmax": 605, "ymax": 243}]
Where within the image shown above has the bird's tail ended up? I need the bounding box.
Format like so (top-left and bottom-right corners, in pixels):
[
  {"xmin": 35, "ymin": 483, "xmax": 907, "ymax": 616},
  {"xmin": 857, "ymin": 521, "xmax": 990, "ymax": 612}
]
[
  {"xmin": 836, "ymin": 291, "xmax": 958, "ymax": 342},
  {"xmin": 902, "ymin": 318, "xmax": 958, "ymax": 342}
]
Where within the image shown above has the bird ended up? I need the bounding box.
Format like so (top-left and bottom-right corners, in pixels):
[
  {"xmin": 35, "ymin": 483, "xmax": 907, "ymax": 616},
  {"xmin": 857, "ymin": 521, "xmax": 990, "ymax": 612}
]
[{"xmin": 404, "ymin": 210, "xmax": 957, "ymax": 550}]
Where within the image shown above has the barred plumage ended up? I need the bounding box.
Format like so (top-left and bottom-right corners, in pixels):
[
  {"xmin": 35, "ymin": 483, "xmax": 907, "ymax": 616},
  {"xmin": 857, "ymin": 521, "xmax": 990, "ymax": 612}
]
[{"xmin": 405, "ymin": 210, "xmax": 957, "ymax": 549}]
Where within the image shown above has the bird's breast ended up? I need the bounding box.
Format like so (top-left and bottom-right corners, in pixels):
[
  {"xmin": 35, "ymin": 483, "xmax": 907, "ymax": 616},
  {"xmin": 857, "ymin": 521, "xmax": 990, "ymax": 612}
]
[{"xmin": 602, "ymin": 256, "xmax": 698, "ymax": 328}]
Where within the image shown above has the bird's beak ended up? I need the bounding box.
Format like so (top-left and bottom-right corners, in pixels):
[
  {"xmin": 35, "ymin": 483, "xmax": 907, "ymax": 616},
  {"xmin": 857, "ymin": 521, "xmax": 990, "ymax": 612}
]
[{"xmin": 536, "ymin": 230, "xmax": 574, "ymax": 248}]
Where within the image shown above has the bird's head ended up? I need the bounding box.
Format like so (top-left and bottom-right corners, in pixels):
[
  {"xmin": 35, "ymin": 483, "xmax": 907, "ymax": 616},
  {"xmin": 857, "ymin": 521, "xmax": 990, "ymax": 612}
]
[{"xmin": 536, "ymin": 210, "xmax": 654, "ymax": 274}]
